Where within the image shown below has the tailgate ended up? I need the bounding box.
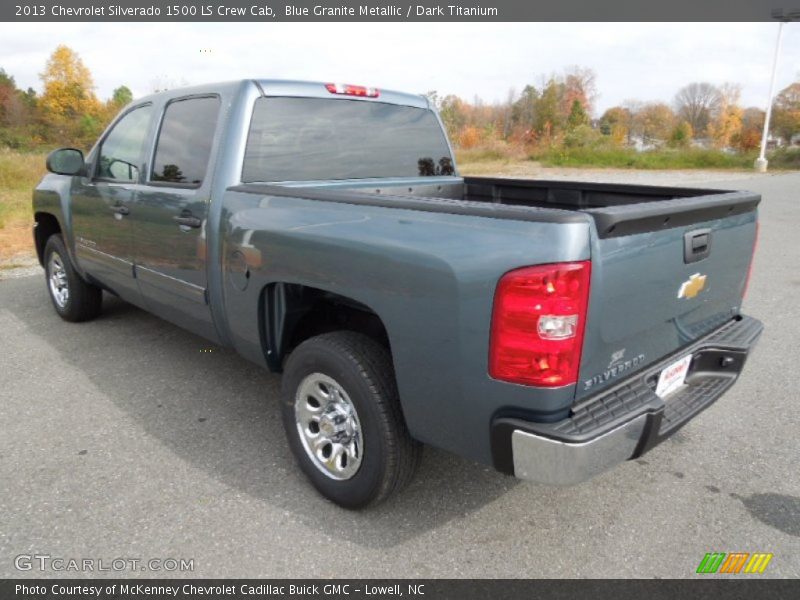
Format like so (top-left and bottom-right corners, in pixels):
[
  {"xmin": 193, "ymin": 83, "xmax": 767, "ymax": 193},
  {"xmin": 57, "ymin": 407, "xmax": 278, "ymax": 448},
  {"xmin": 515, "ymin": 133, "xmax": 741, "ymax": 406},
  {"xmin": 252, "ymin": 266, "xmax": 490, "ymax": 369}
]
[{"xmin": 576, "ymin": 191, "xmax": 759, "ymax": 400}]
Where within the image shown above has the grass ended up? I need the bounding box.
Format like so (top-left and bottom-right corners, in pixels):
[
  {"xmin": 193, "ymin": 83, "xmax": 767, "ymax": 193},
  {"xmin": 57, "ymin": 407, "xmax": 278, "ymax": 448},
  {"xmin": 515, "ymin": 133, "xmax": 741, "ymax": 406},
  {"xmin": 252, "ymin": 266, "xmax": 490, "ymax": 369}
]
[
  {"xmin": 530, "ymin": 147, "xmax": 759, "ymax": 169},
  {"xmin": 455, "ymin": 143, "xmax": 527, "ymax": 164},
  {"xmin": 768, "ymin": 147, "xmax": 800, "ymax": 169},
  {"xmin": 456, "ymin": 144, "xmax": 800, "ymax": 172},
  {"xmin": 455, "ymin": 142, "xmax": 530, "ymax": 176},
  {"xmin": 0, "ymin": 150, "xmax": 48, "ymax": 261}
]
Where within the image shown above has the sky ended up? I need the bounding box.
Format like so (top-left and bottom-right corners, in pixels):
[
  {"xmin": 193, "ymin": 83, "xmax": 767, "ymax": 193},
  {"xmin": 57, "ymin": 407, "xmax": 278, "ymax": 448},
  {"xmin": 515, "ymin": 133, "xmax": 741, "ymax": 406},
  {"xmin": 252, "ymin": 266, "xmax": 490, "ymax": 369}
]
[{"xmin": 0, "ymin": 22, "xmax": 798, "ymax": 116}]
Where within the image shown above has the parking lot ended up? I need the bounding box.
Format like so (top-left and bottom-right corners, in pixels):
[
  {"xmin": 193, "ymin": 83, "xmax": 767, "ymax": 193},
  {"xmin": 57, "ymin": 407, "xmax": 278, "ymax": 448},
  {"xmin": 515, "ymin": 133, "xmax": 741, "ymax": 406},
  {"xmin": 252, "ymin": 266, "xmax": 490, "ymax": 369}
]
[{"xmin": 1, "ymin": 172, "xmax": 798, "ymax": 578}]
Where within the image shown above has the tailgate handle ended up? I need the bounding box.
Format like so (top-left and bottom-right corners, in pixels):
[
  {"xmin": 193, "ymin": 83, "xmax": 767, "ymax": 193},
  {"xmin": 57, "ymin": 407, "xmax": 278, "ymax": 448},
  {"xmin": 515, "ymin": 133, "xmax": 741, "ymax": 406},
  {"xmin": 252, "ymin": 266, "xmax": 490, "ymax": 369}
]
[{"xmin": 684, "ymin": 228, "xmax": 712, "ymax": 263}]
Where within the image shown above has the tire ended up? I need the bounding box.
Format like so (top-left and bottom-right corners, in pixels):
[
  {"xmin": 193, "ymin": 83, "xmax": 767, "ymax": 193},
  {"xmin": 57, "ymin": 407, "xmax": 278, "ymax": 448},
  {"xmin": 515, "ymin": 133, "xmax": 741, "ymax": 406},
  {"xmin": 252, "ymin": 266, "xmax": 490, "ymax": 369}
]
[
  {"xmin": 281, "ymin": 331, "xmax": 422, "ymax": 509},
  {"xmin": 43, "ymin": 234, "xmax": 103, "ymax": 322}
]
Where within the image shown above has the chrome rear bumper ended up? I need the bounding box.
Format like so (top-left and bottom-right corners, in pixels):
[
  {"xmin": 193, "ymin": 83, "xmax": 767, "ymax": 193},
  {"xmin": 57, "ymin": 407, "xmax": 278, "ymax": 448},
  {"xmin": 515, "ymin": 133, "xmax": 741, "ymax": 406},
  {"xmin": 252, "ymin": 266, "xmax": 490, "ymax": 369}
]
[
  {"xmin": 491, "ymin": 315, "xmax": 763, "ymax": 485},
  {"xmin": 511, "ymin": 415, "xmax": 647, "ymax": 485}
]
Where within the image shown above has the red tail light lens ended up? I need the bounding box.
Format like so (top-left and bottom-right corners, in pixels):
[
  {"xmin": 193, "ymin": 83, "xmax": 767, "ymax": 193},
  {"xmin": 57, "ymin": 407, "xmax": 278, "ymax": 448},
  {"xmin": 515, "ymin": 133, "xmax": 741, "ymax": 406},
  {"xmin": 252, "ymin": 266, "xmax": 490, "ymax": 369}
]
[
  {"xmin": 742, "ymin": 221, "xmax": 759, "ymax": 299},
  {"xmin": 489, "ymin": 261, "xmax": 591, "ymax": 387},
  {"xmin": 324, "ymin": 83, "xmax": 380, "ymax": 98}
]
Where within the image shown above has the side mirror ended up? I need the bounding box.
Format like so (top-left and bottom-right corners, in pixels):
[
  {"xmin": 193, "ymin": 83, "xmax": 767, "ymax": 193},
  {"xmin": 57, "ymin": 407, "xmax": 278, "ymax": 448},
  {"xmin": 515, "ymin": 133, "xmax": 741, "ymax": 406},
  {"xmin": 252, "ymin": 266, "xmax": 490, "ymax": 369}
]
[{"xmin": 46, "ymin": 148, "xmax": 85, "ymax": 176}]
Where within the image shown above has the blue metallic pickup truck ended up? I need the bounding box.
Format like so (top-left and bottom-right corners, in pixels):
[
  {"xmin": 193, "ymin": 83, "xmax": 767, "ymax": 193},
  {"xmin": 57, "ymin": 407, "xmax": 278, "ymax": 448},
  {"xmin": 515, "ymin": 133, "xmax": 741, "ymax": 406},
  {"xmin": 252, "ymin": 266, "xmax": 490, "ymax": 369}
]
[{"xmin": 33, "ymin": 79, "xmax": 762, "ymax": 508}]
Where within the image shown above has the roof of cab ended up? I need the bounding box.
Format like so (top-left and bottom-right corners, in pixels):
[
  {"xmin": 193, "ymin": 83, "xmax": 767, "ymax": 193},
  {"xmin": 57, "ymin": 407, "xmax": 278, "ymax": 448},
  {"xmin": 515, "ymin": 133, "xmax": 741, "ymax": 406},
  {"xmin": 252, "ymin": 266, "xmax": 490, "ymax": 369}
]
[
  {"xmin": 254, "ymin": 79, "xmax": 430, "ymax": 108},
  {"xmin": 133, "ymin": 79, "xmax": 431, "ymax": 109}
]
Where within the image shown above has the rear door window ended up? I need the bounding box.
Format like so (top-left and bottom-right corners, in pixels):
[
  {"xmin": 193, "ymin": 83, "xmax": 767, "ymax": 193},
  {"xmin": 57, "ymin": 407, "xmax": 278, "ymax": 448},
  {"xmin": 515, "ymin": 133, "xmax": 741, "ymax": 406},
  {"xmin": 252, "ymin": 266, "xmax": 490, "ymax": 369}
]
[{"xmin": 150, "ymin": 96, "xmax": 220, "ymax": 187}]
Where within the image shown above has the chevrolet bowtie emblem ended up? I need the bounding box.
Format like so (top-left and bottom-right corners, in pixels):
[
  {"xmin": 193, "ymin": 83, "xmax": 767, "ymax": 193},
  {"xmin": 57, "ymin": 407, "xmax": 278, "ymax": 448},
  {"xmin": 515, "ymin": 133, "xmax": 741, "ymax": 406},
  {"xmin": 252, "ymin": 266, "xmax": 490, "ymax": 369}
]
[{"xmin": 678, "ymin": 273, "xmax": 707, "ymax": 299}]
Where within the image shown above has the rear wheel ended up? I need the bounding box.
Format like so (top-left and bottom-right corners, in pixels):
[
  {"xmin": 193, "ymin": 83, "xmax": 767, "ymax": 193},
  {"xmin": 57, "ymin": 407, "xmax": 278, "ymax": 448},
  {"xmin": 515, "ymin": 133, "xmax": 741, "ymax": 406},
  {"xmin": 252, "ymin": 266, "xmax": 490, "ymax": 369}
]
[
  {"xmin": 281, "ymin": 331, "xmax": 422, "ymax": 508},
  {"xmin": 44, "ymin": 235, "xmax": 102, "ymax": 322}
]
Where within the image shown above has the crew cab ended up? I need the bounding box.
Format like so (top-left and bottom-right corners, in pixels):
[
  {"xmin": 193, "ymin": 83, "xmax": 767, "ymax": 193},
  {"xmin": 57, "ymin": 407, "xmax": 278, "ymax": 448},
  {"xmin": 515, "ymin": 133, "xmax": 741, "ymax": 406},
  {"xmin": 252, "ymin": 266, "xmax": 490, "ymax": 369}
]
[{"xmin": 33, "ymin": 80, "xmax": 762, "ymax": 508}]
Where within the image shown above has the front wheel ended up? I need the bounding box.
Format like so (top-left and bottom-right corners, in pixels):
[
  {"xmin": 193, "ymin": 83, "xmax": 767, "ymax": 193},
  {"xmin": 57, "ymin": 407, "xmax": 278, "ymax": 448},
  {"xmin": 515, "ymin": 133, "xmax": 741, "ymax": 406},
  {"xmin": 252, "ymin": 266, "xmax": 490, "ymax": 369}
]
[
  {"xmin": 44, "ymin": 234, "xmax": 102, "ymax": 322},
  {"xmin": 281, "ymin": 331, "xmax": 422, "ymax": 509}
]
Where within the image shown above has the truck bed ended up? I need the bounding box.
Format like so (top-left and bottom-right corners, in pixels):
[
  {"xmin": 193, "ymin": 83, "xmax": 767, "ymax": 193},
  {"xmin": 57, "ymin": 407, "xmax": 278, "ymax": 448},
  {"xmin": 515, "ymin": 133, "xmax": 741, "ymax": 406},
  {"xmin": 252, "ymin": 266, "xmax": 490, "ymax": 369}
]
[
  {"xmin": 458, "ymin": 177, "xmax": 760, "ymax": 238},
  {"xmin": 230, "ymin": 174, "xmax": 759, "ymax": 404},
  {"xmin": 233, "ymin": 176, "xmax": 760, "ymax": 238}
]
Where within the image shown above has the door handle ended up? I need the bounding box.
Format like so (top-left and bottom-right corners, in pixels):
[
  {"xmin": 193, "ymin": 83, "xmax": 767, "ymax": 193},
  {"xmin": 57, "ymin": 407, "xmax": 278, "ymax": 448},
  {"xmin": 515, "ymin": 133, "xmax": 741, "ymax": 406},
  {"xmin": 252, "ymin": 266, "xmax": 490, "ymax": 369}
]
[
  {"xmin": 174, "ymin": 214, "xmax": 202, "ymax": 228},
  {"xmin": 110, "ymin": 205, "xmax": 130, "ymax": 216}
]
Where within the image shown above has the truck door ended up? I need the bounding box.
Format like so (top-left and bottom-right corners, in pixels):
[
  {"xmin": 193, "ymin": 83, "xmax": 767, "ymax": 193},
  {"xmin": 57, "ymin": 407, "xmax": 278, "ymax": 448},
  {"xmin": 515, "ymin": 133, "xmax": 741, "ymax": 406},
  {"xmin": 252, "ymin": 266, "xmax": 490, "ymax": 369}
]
[
  {"xmin": 70, "ymin": 103, "xmax": 154, "ymax": 301},
  {"xmin": 132, "ymin": 95, "xmax": 221, "ymax": 341}
]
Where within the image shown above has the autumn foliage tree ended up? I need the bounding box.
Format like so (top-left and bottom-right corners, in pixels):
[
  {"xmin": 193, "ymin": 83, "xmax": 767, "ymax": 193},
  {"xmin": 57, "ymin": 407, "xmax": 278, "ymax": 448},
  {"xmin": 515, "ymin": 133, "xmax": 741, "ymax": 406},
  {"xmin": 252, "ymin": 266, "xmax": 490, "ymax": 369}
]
[
  {"xmin": 0, "ymin": 45, "xmax": 137, "ymax": 150},
  {"xmin": 634, "ymin": 103, "xmax": 676, "ymax": 145},
  {"xmin": 2, "ymin": 51, "xmax": 797, "ymax": 162},
  {"xmin": 39, "ymin": 45, "xmax": 103, "ymax": 145},
  {"xmin": 599, "ymin": 106, "xmax": 632, "ymax": 145},
  {"xmin": 505, "ymin": 67, "xmax": 597, "ymax": 145},
  {"xmin": 734, "ymin": 107, "xmax": 765, "ymax": 151},
  {"xmin": 708, "ymin": 84, "xmax": 743, "ymax": 148},
  {"xmin": 0, "ymin": 68, "xmax": 40, "ymax": 147},
  {"xmin": 772, "ymin": 82, "xmax": 800, "ymax": 144},
  {"xmin": 0, "ymin": 69, "xmax": 21, "ymax": 127}
]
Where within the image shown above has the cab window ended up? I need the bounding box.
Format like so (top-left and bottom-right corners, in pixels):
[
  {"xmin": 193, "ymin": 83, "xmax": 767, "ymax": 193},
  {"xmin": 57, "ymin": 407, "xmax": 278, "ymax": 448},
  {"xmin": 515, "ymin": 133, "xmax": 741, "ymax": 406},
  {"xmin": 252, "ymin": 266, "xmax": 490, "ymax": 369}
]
[{"xmin": 95, "ymin": 104, "xmax": 152, "ymax": 182}]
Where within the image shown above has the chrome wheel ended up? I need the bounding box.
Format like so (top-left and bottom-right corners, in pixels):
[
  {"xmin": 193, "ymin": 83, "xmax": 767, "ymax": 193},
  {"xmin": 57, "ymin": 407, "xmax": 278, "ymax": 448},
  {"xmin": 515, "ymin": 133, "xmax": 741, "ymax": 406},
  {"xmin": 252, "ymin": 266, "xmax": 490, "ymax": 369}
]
[
  {"xmin": 295, "ymin": 373, "xmax": 363, "ymax": 480},
  {"xmin": 48, "ymin": 252, "xmax": 69, "ymax": 309}
]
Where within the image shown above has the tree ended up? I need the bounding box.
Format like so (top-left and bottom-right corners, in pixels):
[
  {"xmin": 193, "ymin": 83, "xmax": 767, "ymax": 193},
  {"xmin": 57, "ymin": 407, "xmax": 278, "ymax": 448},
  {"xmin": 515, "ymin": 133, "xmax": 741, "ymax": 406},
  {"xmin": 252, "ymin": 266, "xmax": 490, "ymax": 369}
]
[
  {"xmin": 500, "ymin": 87, "xmax": 516, "ymax": 139},
  {"xmin": 40, "ymin": 45, "xmax": 99, "ymax": 119},
  {"xmin": 103, "ymin": 85, "xmax": 133, "ymax": 123},
  {"xmin": 438, "ymin": 94, "xmax": 467, "ymax": 140},
  {"xmin": 111, "ymin": 85, "xmax": 133, "ymax": 107},
  {"xmin": 39, "ymin": 45, "xmax": 101, "ymax": 142},
  {"xmin": 510, "ymin": 84, "xmax": 540, "ymax": 140},
  {"xmin": 562, "ymin": 66, "xmax": 597, "ymax": 117},
  {"xmin": 634, "ymin": 103, "xmax": 675, "ymax": 144},
  {"xmin": 734, "ymin": 107, "xmax": 764, "ymax": 151},
  {"xmin": 669, "ymin": 121, "xmax": 694, "ymax": 148},
  {"xmin": 0, "ymin": 68, "xmax": 17, "ymax": 125},
  {"xmin": 567, "ymin": 99, "xmax": 589, "ymax": 130},
  {"xmin": 0, "ymin": 68, "xmax": 37, "ymax": 138},
  {"xmin": 772, "ymin": 82, "xmax": 800, "ymax": 144},
  {"xmin": 458, "ymin": 125, "xmax": 482, "ymax": 148},
  {"xmin": 707, "ymin": 83, "xmax": 743, "ymax": 148},
  {"xmin": 599, "ymin": 106, "xmax": 632, "ymax": 145},
  {"xmin": 533, "ymin": 78, "xmax": 564, "ymax": 142},
  {"xmin": 674, "ymin": 82, "xmax": 721, "ymax": 137},
  {"xmin": 564, "ymin": 124, "xmax": 601, "ymax": 148}
]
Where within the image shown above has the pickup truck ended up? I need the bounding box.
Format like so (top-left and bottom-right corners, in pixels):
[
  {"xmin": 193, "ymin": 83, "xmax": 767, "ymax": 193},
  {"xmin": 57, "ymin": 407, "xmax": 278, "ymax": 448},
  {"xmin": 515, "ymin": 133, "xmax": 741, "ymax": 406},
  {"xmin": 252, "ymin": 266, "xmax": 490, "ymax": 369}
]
[{"xmin": 33, "ymin": 79, "xmax": 762, "ymax": 508}]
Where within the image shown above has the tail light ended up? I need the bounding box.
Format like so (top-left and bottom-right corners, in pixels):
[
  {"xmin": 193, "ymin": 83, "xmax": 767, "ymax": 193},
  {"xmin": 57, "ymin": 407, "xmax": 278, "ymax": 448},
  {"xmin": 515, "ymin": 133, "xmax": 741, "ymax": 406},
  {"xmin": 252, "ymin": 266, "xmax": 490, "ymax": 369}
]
[
  {"xmin": 489, "ymin": 261, "xmax": 591, "ymax": 387},
  {"xmin": 742, "ymin": 221, "xmax": 759, "ymax": 299},
  {"xmin": 325, "ymin": 83, "xmax": 380, "ymax": 98}
]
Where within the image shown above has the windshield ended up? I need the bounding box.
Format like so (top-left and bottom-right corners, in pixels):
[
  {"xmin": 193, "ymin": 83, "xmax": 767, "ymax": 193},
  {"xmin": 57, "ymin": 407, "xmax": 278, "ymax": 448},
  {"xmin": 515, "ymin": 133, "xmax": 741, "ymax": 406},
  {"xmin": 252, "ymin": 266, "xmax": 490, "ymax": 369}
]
[{"xmin": 242, "ymin": 97, "xmax": 454, "ymax": 182}]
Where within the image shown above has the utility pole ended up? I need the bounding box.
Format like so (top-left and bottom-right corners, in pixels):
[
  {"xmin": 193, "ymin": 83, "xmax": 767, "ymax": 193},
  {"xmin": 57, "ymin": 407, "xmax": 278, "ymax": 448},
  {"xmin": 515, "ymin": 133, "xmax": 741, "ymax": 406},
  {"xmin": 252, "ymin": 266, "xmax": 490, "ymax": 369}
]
[{"xmin": 755, "ymin": 10, "xmax": 798, "ymax": 172}]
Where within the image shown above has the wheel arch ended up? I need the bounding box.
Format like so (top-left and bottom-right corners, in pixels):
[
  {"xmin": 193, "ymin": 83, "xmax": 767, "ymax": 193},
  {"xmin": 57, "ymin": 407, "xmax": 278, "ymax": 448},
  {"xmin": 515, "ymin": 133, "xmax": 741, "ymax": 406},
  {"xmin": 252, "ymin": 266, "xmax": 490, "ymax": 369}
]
[
  {"xmin": 33, "ymin": 211, "xmax": 63, "ymax": 266},
  {"xmin": 260, "ymin": 282, "xmax": 392, "ymax": 373}
]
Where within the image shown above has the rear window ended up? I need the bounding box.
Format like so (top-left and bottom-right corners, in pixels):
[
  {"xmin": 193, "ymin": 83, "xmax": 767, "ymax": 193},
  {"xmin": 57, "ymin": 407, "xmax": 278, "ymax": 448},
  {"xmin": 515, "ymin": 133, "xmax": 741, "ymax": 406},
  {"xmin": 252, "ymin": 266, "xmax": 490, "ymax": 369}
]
[{"xmin": 242, "ymin": 97, "xmax": 454, "ymax": 182}]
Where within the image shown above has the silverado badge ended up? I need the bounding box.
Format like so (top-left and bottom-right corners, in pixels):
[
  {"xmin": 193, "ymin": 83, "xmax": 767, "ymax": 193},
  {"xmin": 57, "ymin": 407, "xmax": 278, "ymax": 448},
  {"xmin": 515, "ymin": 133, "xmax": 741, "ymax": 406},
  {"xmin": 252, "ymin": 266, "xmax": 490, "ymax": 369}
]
[{"xmin": 678, "ymin": 273, "xmax": 707, "ymax": 299}]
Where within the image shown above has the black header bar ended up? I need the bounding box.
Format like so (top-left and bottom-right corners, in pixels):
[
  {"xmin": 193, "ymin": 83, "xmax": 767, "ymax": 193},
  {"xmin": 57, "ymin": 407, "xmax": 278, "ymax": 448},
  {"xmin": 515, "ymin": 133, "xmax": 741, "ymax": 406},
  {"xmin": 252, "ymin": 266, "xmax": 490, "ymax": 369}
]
[
  {"xmin": 1, "ymin": 1, "xmax": 797, "ymax": 22},
  {"xmin": 1, "ymin": 579, "xmax": 799, "ymax": 600}
]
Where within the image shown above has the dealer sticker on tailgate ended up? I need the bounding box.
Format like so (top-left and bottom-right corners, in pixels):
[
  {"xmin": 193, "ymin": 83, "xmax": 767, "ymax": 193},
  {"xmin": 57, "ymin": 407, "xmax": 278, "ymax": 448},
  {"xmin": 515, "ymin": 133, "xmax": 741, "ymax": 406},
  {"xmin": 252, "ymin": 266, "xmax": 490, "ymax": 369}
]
[{"xmin": 655, "ymin": 354, "xmax": 692, "ymax": 398}]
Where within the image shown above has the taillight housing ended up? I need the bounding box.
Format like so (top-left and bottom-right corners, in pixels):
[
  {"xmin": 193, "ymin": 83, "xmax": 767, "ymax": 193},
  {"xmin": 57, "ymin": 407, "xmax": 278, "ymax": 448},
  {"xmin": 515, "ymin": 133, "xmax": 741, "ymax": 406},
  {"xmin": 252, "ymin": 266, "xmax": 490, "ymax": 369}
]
[
  {"xmin": 324, "ymin": 83, "xmax": 380, "ymax": 98},
  {"xmin": 742, "ymin": 221, "xmax": 759, "ymax": 300},
  {"xmin": 489, "ymin": 261, "xmax": 591, "ymax": 387}
]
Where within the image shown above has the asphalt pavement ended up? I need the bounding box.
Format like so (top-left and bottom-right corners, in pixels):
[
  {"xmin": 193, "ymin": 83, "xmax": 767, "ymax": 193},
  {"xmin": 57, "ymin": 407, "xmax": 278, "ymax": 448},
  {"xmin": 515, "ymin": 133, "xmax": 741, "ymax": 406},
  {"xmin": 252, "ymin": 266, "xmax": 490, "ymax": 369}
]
[{"xmin": 1, "ymin": 172, "xmax": 798, "ymax": 578}]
